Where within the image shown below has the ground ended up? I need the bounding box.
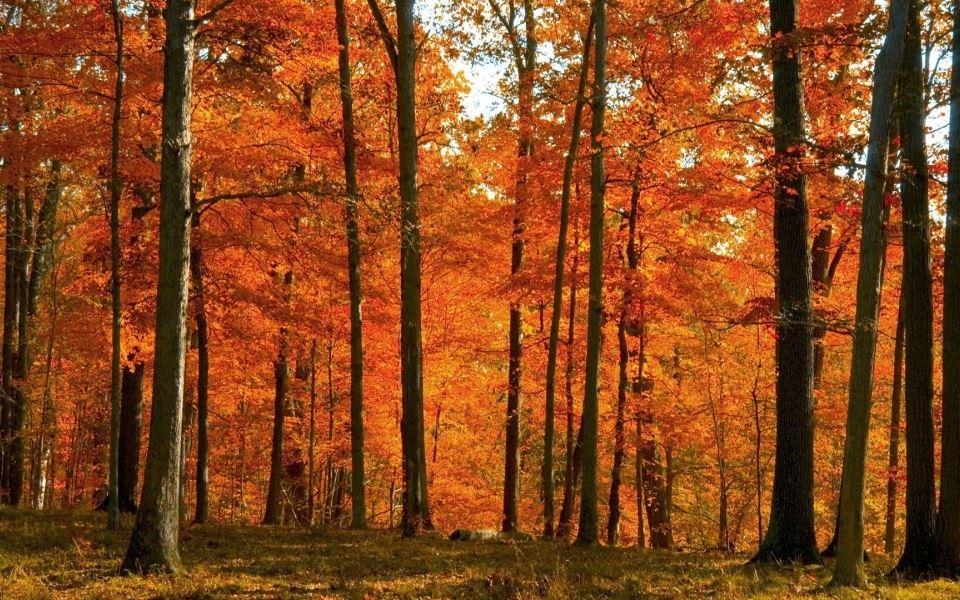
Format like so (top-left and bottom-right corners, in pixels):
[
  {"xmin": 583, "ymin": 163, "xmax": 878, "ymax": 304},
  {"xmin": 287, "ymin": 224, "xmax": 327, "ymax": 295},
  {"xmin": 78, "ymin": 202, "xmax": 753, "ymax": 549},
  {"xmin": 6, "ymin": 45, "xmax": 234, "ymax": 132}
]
[{"xmin": 1, "ymin": 510, "xmax": 959, "ymax": 599}]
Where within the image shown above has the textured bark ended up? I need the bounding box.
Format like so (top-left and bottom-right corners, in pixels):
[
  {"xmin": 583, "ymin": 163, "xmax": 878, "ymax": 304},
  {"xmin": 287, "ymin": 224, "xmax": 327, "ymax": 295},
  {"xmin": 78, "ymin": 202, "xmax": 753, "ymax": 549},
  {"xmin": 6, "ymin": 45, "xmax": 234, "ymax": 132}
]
[
  {"xmin": 894, "ymin": 0, "xmax": 936, "ymax": 577},
  {"xmin": 752, "ymin": 0, "xmax": 819, "ymax": 566},
  {"xmin": 575, "ymin": 0, "xmax": 606, "ymax": 546},
  {"xmin": 831, "ymin": 0, "xmax": 907, "ymax": 585},
  {"xmin": 936, "ymin": 0, "xmax": 960, "ymax": 576},
  {"xmin": 542, "ymin": 11, "xmax": 593, "ymax": 540},
  {"xmin": 335, "ymin": 0, "xmax": 367, "ymax": 531},
  {"xmin": 121, "ymin": 0, "xmax": 194, "ymax": 574}
]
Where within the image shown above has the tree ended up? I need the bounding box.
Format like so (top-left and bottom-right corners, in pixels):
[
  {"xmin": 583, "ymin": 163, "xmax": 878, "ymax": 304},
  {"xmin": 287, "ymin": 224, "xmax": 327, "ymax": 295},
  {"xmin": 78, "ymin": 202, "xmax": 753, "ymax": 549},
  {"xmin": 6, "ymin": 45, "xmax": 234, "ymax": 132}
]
[
  {"xmin": 191, "ymin": 214, "xmax": 210, "ymax": 525},
  {"xmin": 936, "ymin": 0, "xmax": 960, "ymax": 576},
  {"xmin": 575, "ymin": 0, "xmax": 606, "ymax": 546},
  {"xmin": 752, "ymin": 0, "xmax": 819, "ymax": 565},
  {"xmin": 367, "ymin": 0, "xmax": 431, "ymax": 536},
  {"xmin": 831, "ymin": 0, "xmax": 907, "ymax": 584},
  {"xmin": 893, "ymin": 0, "xmax": 936, "ymax": 578},
  {"xmin": 121, "ymin": 0, "xmax": 197, "ymax": 574},
  {"xmin": 335, "ymin": 0, "xmax": 367, "ymax": 530},
  {"xmin": 542, "ymin": 7, "xmax": 593, "ymax": 540}
]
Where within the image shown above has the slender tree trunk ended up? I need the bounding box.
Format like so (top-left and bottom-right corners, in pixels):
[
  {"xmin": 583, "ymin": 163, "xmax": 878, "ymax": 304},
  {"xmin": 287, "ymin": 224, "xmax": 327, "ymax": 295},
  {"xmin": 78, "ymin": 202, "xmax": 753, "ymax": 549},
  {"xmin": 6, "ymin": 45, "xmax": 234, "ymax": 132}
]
[
  {"xmin": 543, "ymin": 11, "xmax": 593, "ymax": 540},
  {"xmin": 831, "ymin": 0, "xmax": 908, "ymax": 585},
  {"xmin": 753, "ymin": 0, "xmax": 819, "ymax": 565},
  {"xmin": 121, "ymin": 0, "xmax": 195, "ymax": 574},
  {"xmin": 635, "ymin": 311, "xmax": 647, "ymax": 548},
  {"xmin": 308, "ymin": 339, "xmax": 317, "ymax": 525},
  {"xmin": 191, "ymin": 214, "xmax": 209, "ymax": 524},
  {"xmin": 575, "ymin": 0, "xmax": 606, "ymax": 546},
  {"xmin": 501, "ymin": 0, "xmax": 537, "ymax": 535},
  {"xmin": 936, "ymin": 0, "xmax": 960, "ymax": 575},
  {"xmin": 608, "ymin": 179, "xmax": 639, "ymax": 546},
  {"xmin": 263, "ymin": 335, "xmax": 288, "ymax": 525},
  {"xmin": 556, "ymin": 224, "xmax": 580, "ymax": 540},
  {"xmin": 118, "ymin": 361, "xmax": 143, "ymax": 513},
  {"xmin": 894, "ymin": 0, "xmax": 936, "ymax": 577},
  {"xmin": 335, "ymin": 0, "xmax": 366, "ymax": 530},
  {"xmin": 106, "ymin": 0, "xmax": 125, "ymax": 533},
  {"xmin": 885, "ymin": 294, "xmax": 905, "ymax": 555}
]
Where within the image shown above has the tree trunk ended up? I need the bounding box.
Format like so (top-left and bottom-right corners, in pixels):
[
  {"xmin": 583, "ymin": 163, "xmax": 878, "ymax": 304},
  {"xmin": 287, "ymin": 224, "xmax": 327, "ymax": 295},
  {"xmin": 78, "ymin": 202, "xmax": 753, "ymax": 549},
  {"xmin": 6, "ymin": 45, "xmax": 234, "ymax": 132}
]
[
  {"xmin": 894, "ymin": 0, "xmax": 936, "ymax": 577},
  {"xmin": 556, "ymin": 224, "xmax": 580, "ymax": 540},
  {"xmin": 263, "ymin": 338, "xmax": 288, "ymax": 525},
  {"xmin": 543, "ymin": 10, "xmax": 593, "ymax": 541},
  {"xmin": 831, "ymin": 0, "xmax": 908, "ymax": 585},
  {"xmin": 118, "ymin": 361, "xmax": 143, "ymax": 514},
  {"xmin": 608, "ymin": 179, "xmax": 639, "ymax": 546},
  {"xmin": 190, "ymin": 214, "xmax": 209, "ymax": 524},
  {"xmin": 936, "ymin": 0, "xmax": 960, "ymax": 575},
  {"xmin": 752, "ymin": 0, "xmax": 819, "ymax": 566},
  {"xmin": 335, "ymin": 0, "xmax": 367, "ymax": 531},
  {"xmin": 575, "ymin": 0, "xmax": 606, "ymax": 546},
  {"xmin": 106, "ymin": 0, "xmax": 124, "ymax": 533},
  {"xmin": 885, "ymin": 294, "xmax": 904, "ymax": 555},
  {"xmin": 121, "ymin": 0, "xmax": 195, "ymax": 574},
  {"xmin": 308, "ymin": 339, "xmax": 317, "ymax": 525}
]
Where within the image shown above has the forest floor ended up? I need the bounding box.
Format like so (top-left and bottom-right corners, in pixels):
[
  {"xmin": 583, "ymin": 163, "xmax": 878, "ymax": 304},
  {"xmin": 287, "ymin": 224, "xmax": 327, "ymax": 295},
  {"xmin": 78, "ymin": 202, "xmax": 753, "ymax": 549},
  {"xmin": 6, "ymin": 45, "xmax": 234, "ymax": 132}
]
[{"xmin": 2, "ymin": 510, "xmax": 959, "ymax": 599}]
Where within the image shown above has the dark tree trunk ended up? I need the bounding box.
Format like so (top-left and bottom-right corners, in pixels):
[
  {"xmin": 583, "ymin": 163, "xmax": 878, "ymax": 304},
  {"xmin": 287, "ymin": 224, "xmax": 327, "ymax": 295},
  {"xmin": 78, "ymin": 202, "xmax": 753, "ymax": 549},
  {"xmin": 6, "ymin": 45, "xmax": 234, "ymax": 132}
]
[
  {"xmin": 263, "ymin": 340, "xmax": 288, "ymax": 526},
  {"xmin": 936, "ymin": 0, "xmax": 960, "ymax": 576},
  {"xmin": 500, "ymin": 0, "xmax": 536, "ymax": 535},
  {"xmin": 752, "ymin": 0, "xmax": 819, "ymax": 566},
  {"xmin": 608, "ymin": 179, "xmax": 639, "ymax": 546},
  {"xmin": 894, "ymin": 0, "xmax": 936, "ymax": 577},
  {"xmin": 542, "ymin": 10, "xmax": 593, "ymax": 541},
  {"xmin": 118, "ymin": 361, "xmax": 143, "ymax": 514},
  {"xmin": 190, "ymin": 215, "xmax": 209, "ymax": 524},
  {"xmin": 121, "ymin": 0, "xmax": 195, "ymax": 574},
  {"xmin": 885, "ymin": 294, "xmax": 904, "ymax": 555},
  {"xmin": 556, "ymin": 224, "xmax": 580, "ymax": 541},
  {"xmin": 107, "ymin": 0, "xmax": 124, "ymax": 532},
  {"xmin": 575, "ymin": 0, "xmax": 606, "ymax": 546},
  {"xmin": 334, "ymin": 0, "xmax": 367, "ymax": 531}
]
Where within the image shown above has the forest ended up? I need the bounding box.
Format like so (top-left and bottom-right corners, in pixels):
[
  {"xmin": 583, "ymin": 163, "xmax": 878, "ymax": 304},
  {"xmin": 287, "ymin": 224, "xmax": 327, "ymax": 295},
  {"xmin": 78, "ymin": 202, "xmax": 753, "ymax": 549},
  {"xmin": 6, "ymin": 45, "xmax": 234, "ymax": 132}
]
[{"xmin": 2, "ymin": 0, "xmax": 960, "ymax": 597}]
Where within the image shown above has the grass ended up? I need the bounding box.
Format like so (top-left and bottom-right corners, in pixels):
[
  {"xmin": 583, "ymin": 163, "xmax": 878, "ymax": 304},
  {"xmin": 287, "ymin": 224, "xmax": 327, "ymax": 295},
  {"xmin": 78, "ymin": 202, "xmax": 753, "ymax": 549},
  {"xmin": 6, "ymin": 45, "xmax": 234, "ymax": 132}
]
[{"xmin": 1, "ymin": 510, "xmax": 959, "ymax": 598}]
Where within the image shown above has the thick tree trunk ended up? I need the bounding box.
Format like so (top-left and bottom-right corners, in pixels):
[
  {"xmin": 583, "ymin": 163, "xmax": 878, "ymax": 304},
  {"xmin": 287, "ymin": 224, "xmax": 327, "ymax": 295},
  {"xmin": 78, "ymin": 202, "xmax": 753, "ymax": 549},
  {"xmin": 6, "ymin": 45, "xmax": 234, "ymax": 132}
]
[
  {"xmin": 190, "ymin": 215, "xmax": 209, "ymax": 524},
  {"xmin": 753, "ymin": 0, "xmax": 819, "ymax": 566},
  {"xmin": 831, "ymin": 0, "xmax": 908, "ymax": 585},
  {"xmin": 335, "ymin": 0, "xmax": 367, "ymax": 531},
  {"xmin": 575, "ymin": 0, "xmax": 606, "ymax": 546},
  {"xmin": 121, "ymin": 0, "xmax": 194, "ymax": 574},
  {"xmin": 936, "ymin": 0, "xmax": 960, "ymax": 576},
  {"xmin": 894, "ymin": 0, "xmax": 936, "ymax": 577},
  {"xmin": 543, "ymin": 11, "xmax": 593, "ymax": 541},
  {"xmin": 885, "ymin": 295, "xmax": 904, "ymax": 555},
  {"xmin": 107, "ymin": 0, "xmax": 124, "ymax": 532}
]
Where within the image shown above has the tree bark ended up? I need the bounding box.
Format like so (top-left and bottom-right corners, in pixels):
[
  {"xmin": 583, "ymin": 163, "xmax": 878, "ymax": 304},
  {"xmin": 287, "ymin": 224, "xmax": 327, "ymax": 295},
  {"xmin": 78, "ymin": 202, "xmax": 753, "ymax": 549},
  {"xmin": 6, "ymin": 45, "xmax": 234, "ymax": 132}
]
[
  {"xmin": 753, "ymin": 0, "xmax": 819, "ymax": 566},
  {"xmin": 885, "ymin": 294, "xmax": 904, "ymax": 555},
  {"xmin": 936, "ymin": 0, "xmax": 960, "ymax": 576},
  {"xmin": 107, "ymin": 0, "xmax": 124, "ymax": 532},
  {"xmin": 556, "ymin": 223, "xmax": 580, "ymax": 540},
  {"xmin": 541, "ymin": 13, "xmax": 593, "ymax": 540},
  {"xmin": 894, "ymin": 0, "xmax": 936, "ymax": 577},
  {"xmin": 263, "ymin": 336, "xmax": 288, "ymax": 525},
  {"xmin": 335, "ymin": 0, "xmax": 367, "ymax": 530},
  {"xmin": 121, "ymin": 0, "xmax": 195, "ymax": 574},
  {"xmin": 118, "ymin": 361, "xmax": 143, "ymax": 514},
  {"xmin": 575, "ymin": 0, "xmax": 606, "ymax": 546},
  {"xmin": 190, "ymin": 214, "xmax": 209, "ymax": 524},
  {"xmin": 831, "ymin": 0, "xmax": 908, "ymax": 585}
]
